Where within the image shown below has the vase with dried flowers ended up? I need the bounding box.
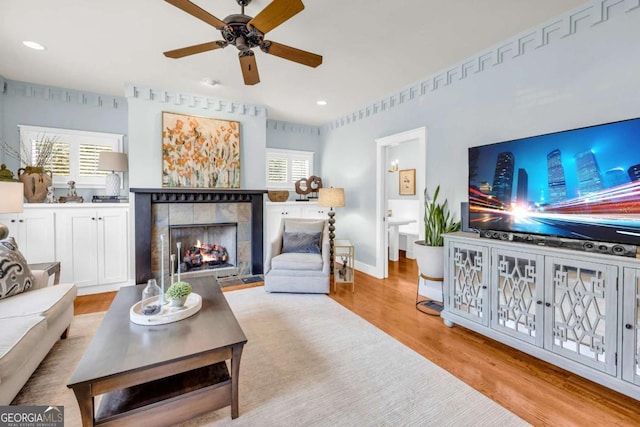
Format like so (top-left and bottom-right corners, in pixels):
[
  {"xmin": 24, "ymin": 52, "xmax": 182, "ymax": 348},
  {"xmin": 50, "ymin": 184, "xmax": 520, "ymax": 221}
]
[{"xmin": 1, "ymin": 134, "xmax": 58, "ymax": 203}]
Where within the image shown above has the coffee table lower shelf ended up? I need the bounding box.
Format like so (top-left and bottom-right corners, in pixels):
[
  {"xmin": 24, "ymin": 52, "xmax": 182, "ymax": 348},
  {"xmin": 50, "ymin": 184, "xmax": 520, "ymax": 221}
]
[{"xmin": 94, "ymin": 363, "xmax": 231, "ymax": 427}]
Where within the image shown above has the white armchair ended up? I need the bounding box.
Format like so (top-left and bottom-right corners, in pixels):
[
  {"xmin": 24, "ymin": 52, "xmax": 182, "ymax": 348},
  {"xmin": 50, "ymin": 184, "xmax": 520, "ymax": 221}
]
[{"xmin": 264, "ymin": 218, "xmax": 330, "ymax": 293}]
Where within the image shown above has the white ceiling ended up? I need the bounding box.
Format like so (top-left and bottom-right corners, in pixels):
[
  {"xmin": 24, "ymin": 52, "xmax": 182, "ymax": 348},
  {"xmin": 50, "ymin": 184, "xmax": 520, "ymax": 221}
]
[{"xmin": 0, "ymin": 0, "xmax": 589, "ymax": 126}]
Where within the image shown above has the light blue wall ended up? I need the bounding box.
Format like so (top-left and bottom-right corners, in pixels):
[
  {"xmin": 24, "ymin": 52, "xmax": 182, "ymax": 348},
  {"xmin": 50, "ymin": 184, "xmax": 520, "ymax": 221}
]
[
  {"xmin": 266, "ymin": 120, "xmax": 322, "ymax": 200},
  {"xmin": 266, "ymin": 120, "xmax": 321, "ymax": 171},
  {"xmin": 320, "ymin": 4, "xmax": 640, "ymax": 267},
  {"xmin": 125, "ymin": 84, "xmax": 268, "ymax": 189},
  {"xmin": 0, "ymin": 80, "xmax": 128, "ymax": 200},
  {"xmin": 386, "ymin": 140, "xmax": 420, "ymax": 200}
]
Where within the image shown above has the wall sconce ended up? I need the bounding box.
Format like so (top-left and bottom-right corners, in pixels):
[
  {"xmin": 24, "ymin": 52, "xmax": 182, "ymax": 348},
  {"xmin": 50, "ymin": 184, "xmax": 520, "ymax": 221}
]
[{"xmin": 388, "ymin": 160, "xmax": 399, "ymax": 173}]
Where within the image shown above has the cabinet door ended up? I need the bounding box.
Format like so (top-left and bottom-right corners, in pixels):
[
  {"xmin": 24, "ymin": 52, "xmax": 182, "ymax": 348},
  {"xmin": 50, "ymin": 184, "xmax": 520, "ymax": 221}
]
[
  {"xmin": 18, "ymin": 211, "xmax": 56, "ymax": 263},
  {"xmin": 447, "ymin": 241, "xmax": 489, "ymax": 326},
  {"xmin": 301, "ymin": 205, "xmax": 328, "ymax": 220},
  {"xmin": 622, "ymin": 267, "xmax": 640, "ymax": 385},
  {"xmin": 58, "ymin": 210, "xmax": 99, "ymax": 288},
  {"xmin": 97, "ymin": 209, "xmax": 129, "ymax": 285},
  {"xmin": 1, "ymin": 211, "xmax": 55, "ymax": 263},
  {"xmin": 544, "ymin": 257, "xmax": 617, "ymax": 375},
  {"xmin": 491, "ymin": 249, "xmax": 544, "ymax": 346}
]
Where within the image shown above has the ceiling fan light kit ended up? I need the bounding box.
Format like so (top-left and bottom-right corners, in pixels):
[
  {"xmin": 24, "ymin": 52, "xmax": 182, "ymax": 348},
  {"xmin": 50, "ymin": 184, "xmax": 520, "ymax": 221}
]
[{"xmin": 164, "ymin": 0, "xmax": 322, "ymax": 85}]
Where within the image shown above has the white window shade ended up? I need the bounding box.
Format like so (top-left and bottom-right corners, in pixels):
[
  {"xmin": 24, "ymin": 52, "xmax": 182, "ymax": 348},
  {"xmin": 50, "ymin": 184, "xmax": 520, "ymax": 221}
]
[{"xmin": 266, "ymin": 148, "xmax": 313, "ymax": 189}]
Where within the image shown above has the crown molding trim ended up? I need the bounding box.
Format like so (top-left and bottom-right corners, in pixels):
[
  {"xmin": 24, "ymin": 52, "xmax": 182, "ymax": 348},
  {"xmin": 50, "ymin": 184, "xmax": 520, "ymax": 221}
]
[
  {"xmin": 266, "ymin": 119, "xmax": 320, "ymax": 136},
  {"xmin": 321, "ymin": 0, "xmax": 639, "ymax": 133},
  {"xmin": 125, "ymin": 83, "xmax": 268, "ymax": 119},
  {"xmin": 4, "ymin": 79, "xmax": 125, "ymax": 109}
]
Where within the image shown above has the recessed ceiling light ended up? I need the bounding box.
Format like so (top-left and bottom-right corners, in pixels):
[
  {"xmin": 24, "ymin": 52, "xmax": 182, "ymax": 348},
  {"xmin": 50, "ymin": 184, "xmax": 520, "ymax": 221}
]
[
  {"xmin": 22, "ymin": 41, "xmax": 46, "ymax": 50},
  {"xmin": 201, "ymin": 78, "xmax": 219, "ymax": 87},
  {"xmin": 316, "ymin": 100, "xmax": 328, "ymax": 106}
]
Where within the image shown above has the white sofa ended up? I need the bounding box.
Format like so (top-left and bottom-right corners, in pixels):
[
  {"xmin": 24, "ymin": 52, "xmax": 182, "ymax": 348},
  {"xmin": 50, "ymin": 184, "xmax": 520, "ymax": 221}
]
[
  {"xmin": 0, "ymin": 269, "xmax": 77, "ymax": 404},
  {"xmin": 264, "ymin": 218, "xmax": 330, "ymax": 293}
]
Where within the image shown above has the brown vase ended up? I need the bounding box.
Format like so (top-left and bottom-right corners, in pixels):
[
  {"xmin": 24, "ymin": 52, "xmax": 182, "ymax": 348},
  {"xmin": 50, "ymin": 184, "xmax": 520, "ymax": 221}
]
[{"xmin": 18, "ymin": 167, "xmax": 53, "ymax": 203}]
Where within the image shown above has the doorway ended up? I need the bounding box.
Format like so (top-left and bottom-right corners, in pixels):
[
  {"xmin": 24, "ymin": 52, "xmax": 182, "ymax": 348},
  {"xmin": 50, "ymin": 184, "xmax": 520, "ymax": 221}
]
[{"xmin": 374, "ymin": 127, "xmax": 427, "ymax": 279}]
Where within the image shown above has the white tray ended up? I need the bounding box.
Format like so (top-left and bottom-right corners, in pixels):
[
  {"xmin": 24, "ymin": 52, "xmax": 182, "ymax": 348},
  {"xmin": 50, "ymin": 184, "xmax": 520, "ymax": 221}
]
[{"xmin": 130, "ymin": 293, "xmax": 202, "ymax": 325}]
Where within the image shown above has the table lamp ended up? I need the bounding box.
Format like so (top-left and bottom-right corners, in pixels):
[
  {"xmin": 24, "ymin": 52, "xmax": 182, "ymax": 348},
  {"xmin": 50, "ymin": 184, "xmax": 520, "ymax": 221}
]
[
  {"xmin": 318, "ymin": 187, "xmax": 345, "ymax": 273},
  {"xmin": 98, "ymin": 152, "xmax": 128, "ymax": 196},
  {"xmin": 0, "ymin": 181, "xmax": 24, "ymax": 240}
]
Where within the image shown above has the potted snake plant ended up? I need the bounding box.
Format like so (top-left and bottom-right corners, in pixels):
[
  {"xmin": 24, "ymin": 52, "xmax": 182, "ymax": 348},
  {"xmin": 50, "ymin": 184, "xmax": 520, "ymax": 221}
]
[{"xmin": 413, "ymin": 185, "xmax": 461, "ymax": 303}]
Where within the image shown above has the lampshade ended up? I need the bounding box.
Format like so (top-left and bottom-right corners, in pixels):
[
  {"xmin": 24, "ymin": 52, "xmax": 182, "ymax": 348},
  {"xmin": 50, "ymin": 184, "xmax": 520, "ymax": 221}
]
[
  {"xmin": 98, "ymin": 152, "xmax": 128, "ymax": 172},
  {"xmin": 318, "ymin": 187, "xmax": 345, "ymax": 208},
  {"xmin": 0, "ymin": 182, "xmax": 24, "ymax": 214}
]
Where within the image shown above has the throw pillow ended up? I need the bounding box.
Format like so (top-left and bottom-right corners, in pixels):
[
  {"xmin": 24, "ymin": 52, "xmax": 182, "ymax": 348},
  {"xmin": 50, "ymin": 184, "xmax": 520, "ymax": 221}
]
[
  {"xmin": 282, "ymin": 232, "xmax": 321, "ymax": 254},
  {"xmin": 0, "ymin": 237, "xmax": 35, "ymax": 300}
]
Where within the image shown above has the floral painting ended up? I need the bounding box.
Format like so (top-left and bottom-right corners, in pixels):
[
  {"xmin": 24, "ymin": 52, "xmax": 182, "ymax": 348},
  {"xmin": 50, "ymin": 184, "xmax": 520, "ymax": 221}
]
[{"xmin": 162, "ymin": 112, "xmax": 240, "ymax": 188}]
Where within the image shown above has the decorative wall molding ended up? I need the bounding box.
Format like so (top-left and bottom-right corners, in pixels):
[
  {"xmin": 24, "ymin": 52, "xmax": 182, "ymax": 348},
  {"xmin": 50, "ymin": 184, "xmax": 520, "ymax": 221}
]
[
  {"xmin": 266, "ymin": 119, "xmax": 320, "ymax": 136},
  {"xmin": 4, "ymin": 80, "xmax": 125, "ymax": 109},
  {"xmin": 321, "ymin": 0, "xmax": 639, "ymax": 133},
  {"xmin": 125, "ymin": 83, "xmax": 268, "ymax": 118}
]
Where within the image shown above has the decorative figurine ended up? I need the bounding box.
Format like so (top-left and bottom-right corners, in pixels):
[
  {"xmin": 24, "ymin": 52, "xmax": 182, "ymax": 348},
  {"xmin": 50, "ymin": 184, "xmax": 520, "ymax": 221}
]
[
  {"xmin": 338, "ymin": 255, "xmax": 348, "ymax": 279},
  {"xmin": 58, "ymin": 180, "xmax": 84, "ymax": 203},
  {"xmin": 67, "ymin": 180, "xmax": 77, "ymax": 197},
  {"xmin": 45, "ymin": 186, "xmax": 57, "ymax": 203}
]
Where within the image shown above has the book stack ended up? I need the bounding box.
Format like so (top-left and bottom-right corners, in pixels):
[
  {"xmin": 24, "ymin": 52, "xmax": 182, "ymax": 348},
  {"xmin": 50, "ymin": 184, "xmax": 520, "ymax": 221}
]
[{"xmin": 92, "ymin": 195, "xmax": 129, "ymax": 203}]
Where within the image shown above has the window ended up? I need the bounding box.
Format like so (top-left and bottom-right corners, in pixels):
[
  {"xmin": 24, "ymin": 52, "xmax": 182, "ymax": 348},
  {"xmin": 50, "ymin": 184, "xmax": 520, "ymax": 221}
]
[
  {"xmin": 19, "ymin": 125, "xmax": 124, "ymax": 188},
  {"xmin": 266, "ymin": 148, "xmax": 314, "ymax": 189}
]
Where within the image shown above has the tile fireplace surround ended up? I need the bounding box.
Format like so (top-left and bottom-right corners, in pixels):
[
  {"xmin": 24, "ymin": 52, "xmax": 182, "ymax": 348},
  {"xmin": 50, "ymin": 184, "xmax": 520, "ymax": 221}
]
[{"xmin": 131, "ymin": 188, "xmax": 266, "ymax": 284}]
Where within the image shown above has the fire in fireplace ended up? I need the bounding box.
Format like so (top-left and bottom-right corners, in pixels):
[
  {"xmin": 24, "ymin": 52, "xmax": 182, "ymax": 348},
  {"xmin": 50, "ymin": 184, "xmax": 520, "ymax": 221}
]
[
  {"xmin": 183, "ymin": 240, "xmax": 230, "ymax": 271},
  {"xmin": 170, "ymin": 222, "xmax": 237, "ymax": 275}
]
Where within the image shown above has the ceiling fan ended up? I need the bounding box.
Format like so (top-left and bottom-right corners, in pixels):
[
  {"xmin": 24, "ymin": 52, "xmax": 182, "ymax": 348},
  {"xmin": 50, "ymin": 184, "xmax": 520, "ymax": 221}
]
[{"xmin": 163, "ymin": 0, "xmax": 323, "ymax": 85}]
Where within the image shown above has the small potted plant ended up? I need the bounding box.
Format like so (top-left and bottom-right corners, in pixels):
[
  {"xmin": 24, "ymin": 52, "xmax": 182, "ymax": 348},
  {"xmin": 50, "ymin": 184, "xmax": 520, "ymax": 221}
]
[{"xmin": 166, "ymin": 281, "xmax": 192, "ymax": 307}]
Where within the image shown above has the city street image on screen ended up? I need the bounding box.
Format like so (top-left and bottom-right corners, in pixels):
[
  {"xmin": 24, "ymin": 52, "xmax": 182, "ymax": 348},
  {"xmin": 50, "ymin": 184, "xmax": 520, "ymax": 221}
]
[{"xmin": 468, "ymin": 117, "xmax": 640, "ymax": 245}]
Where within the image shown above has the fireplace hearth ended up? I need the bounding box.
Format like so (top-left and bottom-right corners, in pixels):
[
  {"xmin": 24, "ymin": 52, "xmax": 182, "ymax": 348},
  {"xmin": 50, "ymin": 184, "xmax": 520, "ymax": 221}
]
[{"xmin": 131, "ymin": 188, "xmax": 266, "ymax": 284}]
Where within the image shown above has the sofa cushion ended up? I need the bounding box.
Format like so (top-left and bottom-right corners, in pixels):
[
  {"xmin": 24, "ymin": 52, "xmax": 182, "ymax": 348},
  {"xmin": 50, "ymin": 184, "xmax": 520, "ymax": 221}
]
[
  {"xmin": 271, "ymin": 252, "xmax": 324, "ymax": 271},
  {"xmin": 282, "ymin": 232, "xmax": 321, "ymax": 254},
  {"xmin": 0, "ymin": 238, "xmax": 35, "ymax": 300},
  {"xmin": 0, "ymin": 316, "xmax": 47, "ymax": 375},
  {"xmin": 0, "ymin": 283, "xmax": 76, "ymax": 321}
]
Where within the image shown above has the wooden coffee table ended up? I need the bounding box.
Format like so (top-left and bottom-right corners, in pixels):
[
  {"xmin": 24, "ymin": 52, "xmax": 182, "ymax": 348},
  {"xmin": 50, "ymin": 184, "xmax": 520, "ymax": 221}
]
[{"xmin": 67, "ymin": 277, "xmax": 247, "ymax": 426}]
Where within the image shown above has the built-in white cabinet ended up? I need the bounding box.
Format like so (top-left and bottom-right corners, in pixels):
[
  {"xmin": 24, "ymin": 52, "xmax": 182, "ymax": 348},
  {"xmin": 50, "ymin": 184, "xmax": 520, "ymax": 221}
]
[
  {"xmin": 0, "ymin": 209, "xmax": 55, "ymax": 263},
  {"xmin": 443, "ymin": 231, "xmax": 640, "ymax": 400},
  {"xmin": 55, "ymin": 206, "xmax": 129, "ymax": 290},
  {"xmin": 265, "ymin": 201, "xmax": 329, "ymax": 247}
]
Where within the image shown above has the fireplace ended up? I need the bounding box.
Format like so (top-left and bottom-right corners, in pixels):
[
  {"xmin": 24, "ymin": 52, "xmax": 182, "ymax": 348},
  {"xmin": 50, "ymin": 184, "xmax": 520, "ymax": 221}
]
[
  {"xmin": 170, "ymin": 222, "xmax": 237, "ymax": 276},
  {"xmin": 131, "ymin": 188, "xmax": 266, "ymax": 284}
]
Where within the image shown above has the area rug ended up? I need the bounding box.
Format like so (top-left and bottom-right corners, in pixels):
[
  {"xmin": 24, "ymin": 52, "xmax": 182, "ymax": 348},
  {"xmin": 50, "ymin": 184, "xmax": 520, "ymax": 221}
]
[{"xmin": 13, "ymin": 288, "xmax": 528, "ymax": 426}]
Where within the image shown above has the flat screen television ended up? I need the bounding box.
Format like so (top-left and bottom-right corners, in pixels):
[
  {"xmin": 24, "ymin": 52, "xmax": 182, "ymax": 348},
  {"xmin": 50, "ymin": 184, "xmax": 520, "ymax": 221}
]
[{"xmin": 468, "ymin": 117, "xmax": 640, "ymax": 246}]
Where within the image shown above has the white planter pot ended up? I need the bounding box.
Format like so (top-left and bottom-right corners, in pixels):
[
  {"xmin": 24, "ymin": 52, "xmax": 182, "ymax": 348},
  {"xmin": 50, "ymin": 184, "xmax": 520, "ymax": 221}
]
[{"xmin": 413, "ymin": 241, "xmax": 445, "ymax": 302}]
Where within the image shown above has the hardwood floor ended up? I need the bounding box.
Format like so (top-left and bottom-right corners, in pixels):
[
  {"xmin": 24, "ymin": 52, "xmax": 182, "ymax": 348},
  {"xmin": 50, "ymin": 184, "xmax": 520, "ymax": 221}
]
[{"xmin": 74, "ymin": 256, "xmax": 640, "ymax": 426}]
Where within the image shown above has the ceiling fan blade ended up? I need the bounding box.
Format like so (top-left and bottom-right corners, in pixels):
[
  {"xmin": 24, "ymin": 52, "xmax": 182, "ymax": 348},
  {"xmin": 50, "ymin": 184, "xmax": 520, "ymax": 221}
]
[
  {"xmin": 164, "ymin": 41, "xmax": 227, "ymax": 58},
  {"xmin": 261, "ymin": 41, "xmax": 322, "ymax": 68},
  {"xmin": 247, "ymin": 0, "xmax": 304, "ymax": 34},
  {"xmin": 165, "ymin": 0, "xmax": 227, "ymax": 29},
  {"xmin": 239, "ymin": 52, "xmax": 260, "ymax": 85}
]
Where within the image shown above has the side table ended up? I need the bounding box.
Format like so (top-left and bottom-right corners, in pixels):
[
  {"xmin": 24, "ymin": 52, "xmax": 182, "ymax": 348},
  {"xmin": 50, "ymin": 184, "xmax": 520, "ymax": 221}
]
[
  {"xmin": 333, "ymin": 239, "xmax": 355, "ymax": 293},
  {"xmin": 28, "ymin": 261, "xmax": 61, "ymax": 285}
]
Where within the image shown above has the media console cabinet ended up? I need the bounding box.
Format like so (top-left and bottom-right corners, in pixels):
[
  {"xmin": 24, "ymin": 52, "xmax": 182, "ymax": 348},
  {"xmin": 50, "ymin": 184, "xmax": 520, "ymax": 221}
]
[{"xmin": 442, "ymin": 231, "xmax": 640, "ymax": 400}]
